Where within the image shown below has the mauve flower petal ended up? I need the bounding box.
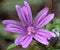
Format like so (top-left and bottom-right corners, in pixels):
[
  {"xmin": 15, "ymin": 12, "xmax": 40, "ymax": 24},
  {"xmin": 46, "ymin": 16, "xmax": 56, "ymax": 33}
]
[
  {"xmin": 15, "ymin": 34, "xmax": 32, "ymax": 48},
  {"xmin": 6, "ymin": 24, "xmax": 26, "ymax": 30},
  {"xmin": 22, "ymin": 6, "xmax": 31, "ymax": 26},
  {"xmin": 24, "ymin": 1, "xmax": 32, "ymax": 25},
  {"xmin": 14, "ymin": 34, "xmax": 25, "ymax": 45},
  {"xmin": 16, "ymin": 5, "xmax": 28, "ymax": 26},
  {"xmin": 21, "ymin": 35, "xmax": 32, "ymax": 48},
  {"xmin": 38, "ymin": 29, "xmax": 53, "ymax": 36},
  {"xmin": 36, "ymin": 13, "xmax": 54, "ymax": 28},
  {"xmin": 33, "ymin": 7, "xmax": 49, "ymax": 27},
  {"xmin": 37, "ymin": 29, "xmax": 54, "ymax": 38},
  {"xmin": 2, "ymin": 20, "xmax": 20, "ymax": 25},
  {"xmin": 34, "ymin": 33, "xmax": 49, "ymax": 45},
  {"xmin": 4, "ymin": 24, "xmax": 25, "ymax": 33}
]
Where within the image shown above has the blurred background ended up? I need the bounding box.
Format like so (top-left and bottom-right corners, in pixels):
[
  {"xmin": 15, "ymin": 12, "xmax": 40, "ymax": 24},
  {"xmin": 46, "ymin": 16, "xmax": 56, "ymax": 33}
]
[{"xmin": 0, "ymin": 0, "xmax": 60, "ymax": 50}]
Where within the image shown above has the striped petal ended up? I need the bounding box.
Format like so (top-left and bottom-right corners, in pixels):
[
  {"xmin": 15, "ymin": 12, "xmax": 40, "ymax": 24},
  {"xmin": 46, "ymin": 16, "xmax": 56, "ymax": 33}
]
[
  {"xmin": 37, "ymin": 29, "xmax": 54, "ymax": 38},
  {"xmin": 36, "ymin": 14, "xmax": 54, "ymax": 28},
  {"xmin": 4, "ymin": 24, "xmax": 26, "ymax": 33},
  {"xmin": 16, "ymin": 5, "xmax": 28, "ymax": 26},
  {"xmin": 16, "ymin": 1, "xmax": 32, "ymax": 26},
  {"xmin": 33, "ymin": 7, "xmax": 49, "ymax": 27},
  {"xmin": 15, "ymin": 34, "xmax": 32, "ymax": 48},
  {"xmin": 34, "ymin": 33, "xmax": 49, "ymax": 45},
  {"xmin": 24, "ymin": 1, "xmax": 32, "ymax": 25},
  {"xmin": 14, "ymin": 34, "xmax": 25, "ymax": 45},
  {"xmin": 21, "ymin": 35, "xmax": 32, "ymax": 48},
  {"xmin": 2, "ymin": 20, "xmax": 20, "ymax": 25},
  {"xmin": 22, "ymin": 6, "xmax": 31, "ymax": 26}
]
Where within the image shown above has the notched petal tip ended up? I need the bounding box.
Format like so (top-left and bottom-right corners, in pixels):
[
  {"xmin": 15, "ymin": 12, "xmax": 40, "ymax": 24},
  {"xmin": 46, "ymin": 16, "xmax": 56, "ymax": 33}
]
[
  {"xmin": 43, "ymin": 7, "xmax": 49, "ymax": 11},
  {"xmin": 44, "ymin": 7, "xmax": 49, "ymax": 9},
  {"xmin": 24, "ymin": 1, "xmax": 28, "ymax": 4},
  {"xmin": 45, "ymin": 41, "xmax": 49, "ymax": 45},
  {"xmin": 24, "ymin": 1, "xmax": 29, "ymax": 7},
  {"xmin": 2, "ymin": 20, "xmax": 5, "ymax": 24},
  {"xmin": 15, "ymin": 5, "xmax": 21, "ymax": 9},
  {"xmin": 22, "ymin": 45, "xmax": 27, "ymax": 48},
  {"xmin": 41, "ymin": 39, "xmax": 49, "ymax": 46},
  {"xmin": 41, "ymin": 40, "xmax": 49, "ymax": 46},
  {"xmin": 2, "ymin": 20, "xmax": 7, "ymax": 24},
  {"xmin": 43, "ymin": 7, "xmax": 49, "ymax": 13},
  {"xmin": 51, "ymin": 13, "xmax": 55, "ymax": 16},
  {"xmin": 14, "ymin": 42, "xmax": 19, "ymax": 46},
  {"xmin": 49, "ymin": 13, "xmax": 55, "ymax": 19}
]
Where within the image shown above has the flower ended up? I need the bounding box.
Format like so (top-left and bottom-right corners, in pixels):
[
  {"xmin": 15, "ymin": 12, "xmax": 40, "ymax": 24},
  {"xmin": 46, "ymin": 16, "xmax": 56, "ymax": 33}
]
[{"xmin": 2, "ymin": 1, "xmax": 54, "ymax": 48}]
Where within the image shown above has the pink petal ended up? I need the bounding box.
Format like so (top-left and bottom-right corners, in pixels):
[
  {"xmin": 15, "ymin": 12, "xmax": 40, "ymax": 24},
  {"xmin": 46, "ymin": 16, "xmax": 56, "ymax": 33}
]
[
  {"xmin": 37, "ymin": 29, "xmax": 54, "ymax": 38},
  {"xmin": 16, "ymin": 5, "xmax": 28, "ymax": 26},
  {"xmin": 21, "ymin": 35, "xmax": 32, "ymax": 48},
  {"xmin": 4, "ymin": 24, "xmax": 26, "ymax": 33},
  {"xmin": 24, "ymin": 1, "xmax": 32, "ymax": 25},
  {"xmin": 33, "ymin": 7, "xmax": 49, "ymax": 27},
  {"xmin": 7, "ymin": 24, "xmax": 25, "ymax": 30},
  {"xmin": 22, "ymin": 6, "xmax": 32, "ymax": 26},
  {"xmin": 34, "ymin": 33, "xmax": 49, "ymax": 45},
  {"xmin": 15, "ymin": 34, "xmax": 32, "ymax": 48},
  {"xmin": 14, "ymin": 34, "xmax": 25, "ymax": 45},
  {"xmin": 2, "ymin": 20, "xmax": 20, "ymax": 25},
  {"xmin": 36, "ymin": 13, "xmax": 54, "ymax": 28}
]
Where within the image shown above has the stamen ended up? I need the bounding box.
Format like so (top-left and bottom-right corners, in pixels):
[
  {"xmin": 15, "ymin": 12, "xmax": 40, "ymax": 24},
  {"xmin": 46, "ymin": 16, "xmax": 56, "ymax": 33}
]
[{"xmin": 27, "ymin": 26, "xmax": 35, "ymax": 34}]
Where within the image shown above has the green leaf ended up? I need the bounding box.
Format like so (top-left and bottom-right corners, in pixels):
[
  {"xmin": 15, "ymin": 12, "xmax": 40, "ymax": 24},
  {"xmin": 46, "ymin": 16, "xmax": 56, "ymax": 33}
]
[
  {"xmin": 9, "ymin": 34, "xmax": 18, "ymax": 39},
  {"xmin": 7, "ymin": 43, "xmax": 17, "ymax": 50},
  {"xmin": 27, "ymin": 40, "xmax": 39, "ymax": 50},
  {"xmin": 55, "ymin": 25, "xmax": 60, "ymax": 32},
  {"xmin": 53, "ymin": 18, "xmax": 60, "ymax": 25},
  {"xmin": 45, "ymin": 23, "xmax": 54, "ymax": 30},
  {"xmin": 56, "ymin": 41, "xmax": 60, "ymax": 49},
  {"xmin": 27, "ymin": 45, "xmax": 38, "ymax": 50}
]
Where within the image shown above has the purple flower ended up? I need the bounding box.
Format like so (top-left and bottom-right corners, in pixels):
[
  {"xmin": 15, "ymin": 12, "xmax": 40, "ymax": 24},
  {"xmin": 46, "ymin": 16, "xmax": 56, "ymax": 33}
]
[{"xmin": 2, "ymin": 1, "xmax": 54, "ymax": 48}]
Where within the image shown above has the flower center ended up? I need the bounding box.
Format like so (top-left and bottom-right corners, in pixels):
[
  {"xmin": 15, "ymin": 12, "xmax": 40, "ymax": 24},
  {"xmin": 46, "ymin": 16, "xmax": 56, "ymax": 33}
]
[{"xmin": 27, "ymin": 26, "xmax": 35, "ymax": 34}]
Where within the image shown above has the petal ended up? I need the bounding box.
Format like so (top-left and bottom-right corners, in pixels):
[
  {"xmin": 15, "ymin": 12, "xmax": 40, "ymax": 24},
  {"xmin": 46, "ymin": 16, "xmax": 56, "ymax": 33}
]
[
  {"xmin": 16, "ymin": 1, "xmax": 32, "ymax": 26},
  {"xmin": 15, "ymin": 34, "xmax": 32, "ymax": 48},
  {"xmin": 14, "ymin": 34, "xmax": 25, "ymax": 45},
  {"xmin": 34, "ymin": 33, "xmax": 49, "ymax": 45},
  {"xmin": 37, "ymin": 29, "xmax": 54, "ymax": 38},
  {"xmin": 16, "ymin": 5, "xmax": 28, "ymax": 26},
  {"xmin": 36, "ymin": 13, "xmax": 54, "ymax": 28},
  {"xmin": 22, "ymin": 6, "xmax": 32, "ymax": 25},
  {"xmin": 2, "ymin": 20, "xmax": 25, "ymax": 29},
  {"xmin": 4, "ymin": 24, "xmax": 26, "ymax": 33},
  {"xmin": 21, "ymin": 35, "xmax": 32, "ymax": 48},
  {"xmin": 24, "ymin": 1, "xmax": 32, "ymax": 25},
  {"xmin": 33, "ymin": 7, "xmax": 49, "ymax": 27},
  {"xmin": 6, "ymin": 24, "xmax": 25, "ymax": 30},
  {"xmin": 2, "ymin": 20, "xmax": 20, "ymax": 25}
]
